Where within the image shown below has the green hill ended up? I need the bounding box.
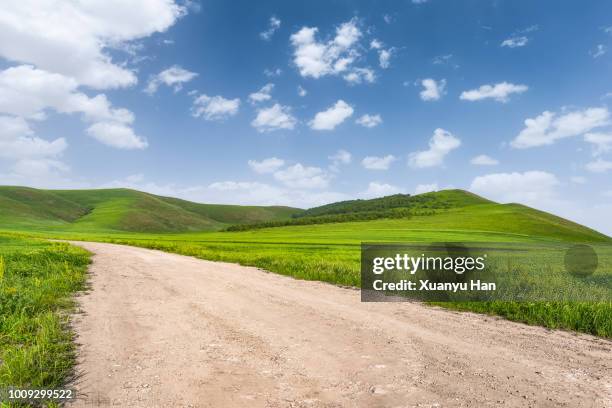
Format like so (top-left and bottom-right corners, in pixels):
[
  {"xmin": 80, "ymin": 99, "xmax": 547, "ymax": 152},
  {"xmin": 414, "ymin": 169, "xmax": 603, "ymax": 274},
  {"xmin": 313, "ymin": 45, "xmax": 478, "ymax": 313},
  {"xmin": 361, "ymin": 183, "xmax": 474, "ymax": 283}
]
[
  {"xmin": 0, "ymin": 186, "xmax": 302, "ymax": 233},
  {"xmin": 297, "ymin": 189, "xmax": 491, "ymax": 218},
  {"xmin": 226, "ymin": 190, "xmax": 609, "ymax": 242}
]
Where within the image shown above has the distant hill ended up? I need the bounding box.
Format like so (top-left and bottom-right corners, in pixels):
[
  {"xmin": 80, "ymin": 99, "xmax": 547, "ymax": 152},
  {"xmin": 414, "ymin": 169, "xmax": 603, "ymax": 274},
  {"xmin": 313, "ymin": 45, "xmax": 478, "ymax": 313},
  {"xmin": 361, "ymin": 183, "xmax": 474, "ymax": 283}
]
[
  {"xmin": 0, "ymin": 186, "xmax": 608, "ymax": 242},
  {"xmin": 226, "ymin": 189, "xmax": 610, "ymax": 243},
  {"xmin": 0, "ymin": 186, "xmax": 302, "ymax": 233},
  {"xmin": 296, "ymin": 189, "xmax": 491, "ymax": 218}
]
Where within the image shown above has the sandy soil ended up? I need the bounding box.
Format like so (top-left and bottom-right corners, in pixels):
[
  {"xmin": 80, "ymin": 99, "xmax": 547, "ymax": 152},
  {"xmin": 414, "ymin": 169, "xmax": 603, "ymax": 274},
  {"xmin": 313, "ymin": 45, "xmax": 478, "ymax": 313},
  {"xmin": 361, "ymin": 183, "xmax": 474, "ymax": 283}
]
[{"xmin": 67, "ymin": 241, "xmax": 611, "ymax": 408}]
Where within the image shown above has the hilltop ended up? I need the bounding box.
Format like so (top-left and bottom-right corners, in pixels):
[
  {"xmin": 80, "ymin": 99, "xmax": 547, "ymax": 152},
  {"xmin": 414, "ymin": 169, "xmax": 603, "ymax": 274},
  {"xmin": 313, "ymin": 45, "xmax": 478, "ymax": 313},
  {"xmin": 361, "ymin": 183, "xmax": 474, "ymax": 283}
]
[{"xmin": 0, "ymin": 186, "xmax": 301, "ymax": 233}]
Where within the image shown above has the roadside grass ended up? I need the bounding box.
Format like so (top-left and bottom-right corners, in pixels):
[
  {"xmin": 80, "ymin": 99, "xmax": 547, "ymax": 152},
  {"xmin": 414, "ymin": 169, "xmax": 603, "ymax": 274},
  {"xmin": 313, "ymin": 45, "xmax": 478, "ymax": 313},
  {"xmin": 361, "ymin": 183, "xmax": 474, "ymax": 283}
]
[
  {"xmin": 2, "ymin": 205, "xmax": 610, "ymax": 338},
  {"xmin": 0, "ymin": 234, "xmax": 90, "ymax": 407},
  {"xmin": 42, "ymin": 224, "xmax": 610, "ymax": 338}
]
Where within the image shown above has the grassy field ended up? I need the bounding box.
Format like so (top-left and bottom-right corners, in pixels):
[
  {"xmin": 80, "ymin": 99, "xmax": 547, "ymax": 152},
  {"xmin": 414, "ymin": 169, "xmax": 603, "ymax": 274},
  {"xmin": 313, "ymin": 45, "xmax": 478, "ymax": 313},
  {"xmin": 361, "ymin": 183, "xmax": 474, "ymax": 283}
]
[
  {"xmin": 17, "ymin": 203, "xmax": 610, "ymax": 337},
  {"xmin": 1, "ymin": 188, "xmax": 610, "ymax": 339},
  {"xmin": 0, "ymin": 234, "xmax": 90, "ymax": 407}
]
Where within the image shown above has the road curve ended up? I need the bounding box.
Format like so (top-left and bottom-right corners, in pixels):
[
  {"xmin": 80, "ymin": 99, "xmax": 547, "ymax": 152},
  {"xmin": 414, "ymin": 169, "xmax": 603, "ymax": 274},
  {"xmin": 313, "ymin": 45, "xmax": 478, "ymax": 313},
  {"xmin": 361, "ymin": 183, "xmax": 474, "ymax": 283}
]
[{"xmin": 67, "ymin": 241, "xmax": 611, "ymax": 408}]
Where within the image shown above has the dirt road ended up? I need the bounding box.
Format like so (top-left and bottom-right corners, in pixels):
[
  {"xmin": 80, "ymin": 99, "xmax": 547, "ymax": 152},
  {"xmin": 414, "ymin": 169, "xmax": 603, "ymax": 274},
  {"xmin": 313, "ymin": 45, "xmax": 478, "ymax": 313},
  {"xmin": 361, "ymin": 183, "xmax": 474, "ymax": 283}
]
[{"xmin": 68, "ymin": 241, "xmax": 611, "ymax": 407}]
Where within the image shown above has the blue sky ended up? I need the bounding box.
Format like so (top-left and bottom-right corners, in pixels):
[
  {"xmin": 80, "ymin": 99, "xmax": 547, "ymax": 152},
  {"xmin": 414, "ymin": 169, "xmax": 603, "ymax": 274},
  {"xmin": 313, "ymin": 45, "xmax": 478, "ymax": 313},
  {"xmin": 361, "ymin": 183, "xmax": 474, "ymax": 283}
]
[{"xmin": 1, "ymin": 1, "xmax": 612, "ymax": 234}]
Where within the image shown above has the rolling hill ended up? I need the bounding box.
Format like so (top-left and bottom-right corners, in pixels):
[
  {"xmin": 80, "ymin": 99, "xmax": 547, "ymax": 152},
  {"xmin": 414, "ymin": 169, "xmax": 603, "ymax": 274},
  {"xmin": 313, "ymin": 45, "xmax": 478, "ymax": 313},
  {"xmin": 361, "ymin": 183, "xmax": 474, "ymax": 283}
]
[
  {"xmin": 0, "ymin": 186, "xmax": 609, "ymax": 242},
  {"xmin": 0, "ymin": 186, "xmax": 302, "ymax": 233}
]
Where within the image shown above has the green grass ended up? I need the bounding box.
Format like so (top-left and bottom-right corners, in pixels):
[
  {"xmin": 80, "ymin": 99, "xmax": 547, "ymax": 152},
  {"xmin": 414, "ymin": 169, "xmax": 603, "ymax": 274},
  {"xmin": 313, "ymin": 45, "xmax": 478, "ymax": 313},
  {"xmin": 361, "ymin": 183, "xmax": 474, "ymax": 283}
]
[
  {"xmin": 0, "ymin": 186, "xmax": 301, "ymax": 233},
  {"xmin": 0, "ymin": 234, "xmax": 90, "ymax": 407},
  {"xmin": 1, "ymin": 188, "xmax": 610, "ymax": 338}
]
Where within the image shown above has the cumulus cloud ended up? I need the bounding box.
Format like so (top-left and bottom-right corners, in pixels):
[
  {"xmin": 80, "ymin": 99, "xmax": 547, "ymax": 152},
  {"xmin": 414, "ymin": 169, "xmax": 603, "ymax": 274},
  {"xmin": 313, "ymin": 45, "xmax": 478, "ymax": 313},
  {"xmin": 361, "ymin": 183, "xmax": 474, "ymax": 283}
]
[
  {"xmin": 329, "ymin": 149, "xmax": 351, "ymax": 171},
  {"xmin": 584, "ymin": 132, "xmax": 612, "ymax": 156},
  {"xmin": 290, "ymin": 19, "xmax": 375, "ymax": 84},
  {"xmin": 361, "ymin": 155, "xmax": 396, "ymax": 170},
  {"xmin": 145, "ymin": 65, "xmax": 197, "ymax": 94},
  {"xmin": 191, "ymin": 94, "xmax": 240, "ymax": 121},
  {"xmin": 470, "ymin": 171, "xmax": 559, "ymax": 203},
  {"xmin": 249, "ymin": 83, "xmax": 274, "ymax": 104},
  {"xmin": 248, "ymin": 157, "xmax": 285, "ymax": 174},
  {"xmin": 356, "ymin": 114, "xmax": 382, "ymax": 128},
  {"xmin": 361, "ymin": 182, "xmax": 405, "ymax": 198},
  {"xmin": 310, "ymin": 100, "xmax": 354, "ymax": 130},
  {"xmin": 297, "ymin": 86, "xmax": 307, "ymax": 97},
  {"xmin": 420, "ymin": 79, "xmax": 446, "ymax": 101},
  {"xmin": 460, "ymin": 82, "xmax": 528, "ymax": 103},
  {"xmin": 260, "ymin": 16, "xmax": 281, "ymax": 41},
  {"xmin": 414, "ymin": 183, "xmax": 438, "ymax": 195},
  {"xmin": 0, "ymin": 65, "xmax": 145, "ymax": 150},
  {"xmin": 511, "ymin": 107, "xmax": 610, "ymax": 148},
  {"xmin": 470, "ymin": 154, "xmax": 499, "ymax": 166},
  {"xmin": 0, "ymin": 115, "xmax": 67, "ymax": 160},
  {"xmin": 501, "ymin": 36, "xmax": 528, "ymax": 48},
  {"xmin": 273, "ymin": 163, "xmax": 330, "ymax": 189},
  {"xmin": 586, "ymin": 158, "xmax": 612, "ymax": 173},
  {"xmin": 86, "ymin": 121, "xmax": 147, "ymax": 149},
  {"xmin": 343, "ymin": 68, "xmax": 376, "ymax": 85},
  {"xmin": 251, "ymin": 104, "xmax": 297, "ymax": 132},
  {"xmin": 0, "ymin": 0, "xmax": 186, "ymax": 89},
  {"xmin": 409, "ymin": 128, "xmax": 461, "ymax": 168}
]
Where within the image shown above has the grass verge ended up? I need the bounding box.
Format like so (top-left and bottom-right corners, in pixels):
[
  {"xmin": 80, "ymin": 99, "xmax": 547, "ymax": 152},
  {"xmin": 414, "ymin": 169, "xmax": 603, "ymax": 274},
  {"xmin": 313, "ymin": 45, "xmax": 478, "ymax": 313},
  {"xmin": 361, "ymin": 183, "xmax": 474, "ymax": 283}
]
[
  {"xmin": 0, "ymin": 234, "xmax": 90, "ymax": 407},
  {"xmin": 88, "ymin": 236, "xmax": 611, "ymax": 338}
]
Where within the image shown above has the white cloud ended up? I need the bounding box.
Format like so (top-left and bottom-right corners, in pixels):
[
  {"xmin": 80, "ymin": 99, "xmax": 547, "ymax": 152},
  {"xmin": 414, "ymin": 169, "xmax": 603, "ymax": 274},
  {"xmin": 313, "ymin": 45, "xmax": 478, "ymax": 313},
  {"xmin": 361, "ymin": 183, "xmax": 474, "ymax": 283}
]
[
  {"xmin": 584, "ymin": 132, "xmax": 612, "ymax": 156},
  {"xmin": 249, "ymin": 83, "xmax": 274, "ymax": 104},
  {"xmin": 409, "ymin": 128, "xmax": 461, "ymax": 168},
  {"xmin": 361, "ymin": 182, "xmax": 405, "ymax": 198},
  {"xmin": 260, "ymin": 16, "xmax": 281, "ymax": 41},
  {"xmin": 329, "ymin": 149, "xmax": 351, "ymax": 171},
  {"xmin": 379, "ymin": 49, "xmax": 393, "ymax": 69},
  {"xmin": 414, "ymin": 183, "xmax": 438, "ymax": 195},
  {"xmin": 370, "ymin": 39, "xmax": 382, "ymax": 50},
  {"xmin": 356, "ymin": 114, "xmax": 382, "ymax": 128},
  {"xmin": 343, "ymin": 68, "xmax": 376, "ymax": 85},
  {"xmin": 511, "ymin": 107, "xmax": 610, "ymax": 148},
  {"xmin": 264, "ymin": 68, "xmax": 283, "ymax": 77},
  {"xmin": 297, "ymin": 86, "xmax": 307, "ymax": 97},
  {"xmin": 470, "ymin": 154, "xmax": 499, "ymax": 166},
  {"xmin": 412, "ymin": 0, "xmax": 429, "ymax": 4},
  {"xmin": 501, "ymin": 36, "xmax": 528, "ymax": 48},
  {"xmin": 470, "ymin": 171, "xmax": 559, "ymax": 203},
  {"xmin": 586, "ymin": 158, "xmax": 612, "ymax": 173},
  {"xmin": 273, "ymin": 163, "xmax": 330, "ymax": 189},
  {"xmin": 206, "ymin": 180, "xmax": 348, "ymax": 208},
  {"xmin": 145, "ymin": 65, "xmax": 197, "ymax": 94},
  {"xmin": 0, "ymin": 115, "xmax": 67, "ymax": 159},
  {"xmin": 251, "ymin": 104, "xmax": 297, "ymax": 132},
  {"xmin": 571, "ymin": 176, "xmax": 587, "ymax": 184},
  {"xmin": 310, "ymin": 100, "xmax": 354, "ymax": 130},
  {"xmin": 420, "ymin": 79, "xmax": 446, "ymax": 101},
  {"xmin": 432, "ymin": 54, "xmax": 453, "ymax": 65},
  {"xmin": 290, "ymin": 19, "xmax": 375, "ymax": 84},
  {"xmin": 192, "ymin": 94, "xmax": 240, "ymax": 121},
  {"xmin": 86, "ymin": 121, "xmax": 147, "ymax": 149},
  {"xmin": 590, "ymin": 44, "xmax": 606, "ymax": 59},
  {"xmin": 248, "ymin": 157, "xmax": 285, "ymax": 174},
  {"xmin": 460, "ymin": 82, "xmax": 528, "ymax": 103},
  {"xmin": 0, "ymin": 0, "xmax": 186, "ymax": 89},
  {"xmin": 361, "ymin": 155, "xmax": 396, "ymax": 170},
  {"xmin": 0, "ymin": 65, "xmax": 143, "ymax": 150},
  {"xmin": 0, "ymin": 65, "xmax": 134, "ymax": 123},
  {"xmin": 383, "ymin": 14, "xmax": 393, "ymax": 24}
]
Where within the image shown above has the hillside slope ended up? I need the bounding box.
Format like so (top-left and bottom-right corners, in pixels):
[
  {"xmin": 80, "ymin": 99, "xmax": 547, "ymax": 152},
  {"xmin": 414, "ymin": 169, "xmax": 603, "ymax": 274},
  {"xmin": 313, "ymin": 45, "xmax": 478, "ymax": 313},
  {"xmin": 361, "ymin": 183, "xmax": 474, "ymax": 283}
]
[
  {"xmin": 226, "ymin": 190, "xmax": 610, "ymax": 243},
  {"xmin": 0, "ymin": 186, "xmax": 302, "ymax": 233}
]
